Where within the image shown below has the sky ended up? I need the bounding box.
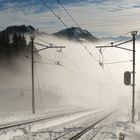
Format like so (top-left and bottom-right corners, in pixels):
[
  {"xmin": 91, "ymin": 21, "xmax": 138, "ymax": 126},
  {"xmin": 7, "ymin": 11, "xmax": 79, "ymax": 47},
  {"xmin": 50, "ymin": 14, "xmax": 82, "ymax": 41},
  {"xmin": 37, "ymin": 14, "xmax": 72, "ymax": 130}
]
[{"xmin": 1, "ymin": 0, "xmax": 140, "ymax": 37}]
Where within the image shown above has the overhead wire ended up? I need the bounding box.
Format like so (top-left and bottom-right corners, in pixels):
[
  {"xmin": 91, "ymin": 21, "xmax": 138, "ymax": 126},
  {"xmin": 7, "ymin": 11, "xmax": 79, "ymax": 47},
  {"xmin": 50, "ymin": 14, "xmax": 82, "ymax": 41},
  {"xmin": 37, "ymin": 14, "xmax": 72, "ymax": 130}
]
[
  {"xmin": 96, "ymin": 31, "xmax": 134, "ymax": 83},
  {"xmin": 39, "ymin": 0, "xmax": 67, "ymax": 28},
  {"xmin": 62, "ymin": 52, "xmax": 86, "ymax": 74},
  {"xmin": 39, "ymin": 0, "xmax": 99, "ymax": 64},
  {"xmin": 35, "ymin": 32, "xmax": 99, "ymax": 67},
  {"xmin": 34, "ymin": 59, "xmax": 97, "ymax": 84},
  {"xmin": 34, "ymin": 42, "xmax": 96, "ymax": 85},
  {"xmin": 102, "ymin": 31, "xmax": 131, "ymax": 53},
  {"xmin": 79, "ymin": 41, "xmax": 99, "ymax": 63},
  {"xmin": 34, "ymin": 38, "xmax": 98, "ymax": 79},
  {"xmin": 110, "ymin": 31, "xmax": 131, "ymax": 44},
  {"xmin": 35, "ymin": 33, "xmax": 115, "ymax": 83},
  {"xmin": 39, "ymin": 55, "xmax": 54, "ymax": 63},
  {"xmin": 61, "ymin": 52, "xmax": 99, "ymax": 85},
  {"xmin": 34, "ymin": 40, "xmax": 90, "ymax": 80},
  {"xmin": 58, "ymin": 64, "xmax": 99, "ymax": 85},
  {"xmin": 34, "ymin": 61, "xmax": 56, "ymax": 66},
  {"xmin": 104, "ymin": 60, "xmax": 132, "ymax": 65},
  {"xmin": 55, "ymin": 0, "xmax": 117, "ymax": 83},
  {"xmin": 36, "ymin": 37, "xmax": 51, "ymax": 45},
  {"xmin": 4, "ymin": 0, "xmax": 139, "ymax": 111},
  {"xmin": 32, "ymin": 0, "xmax": 121, "ymax": 83},
  {"xmin": 34, "ymin": 42, "xmax": 99, "ymax": 85},
  {"xmin": 56, "ymin": 0, "xmax": 99, "ymax": 62},
  {"xmin": 34, "ymin": 52, "xmax": 98, "ymax": 85},
  {"xmin": 57, "ymin": 0, "xmax": 80, "ymax": 27},
  {"xmin": 34, "ymin": 39, "xmax": 115, "ymax": 85},
  {"xmin": 99, "ymin": 31, "xmax": 133, "ymax": 62}
]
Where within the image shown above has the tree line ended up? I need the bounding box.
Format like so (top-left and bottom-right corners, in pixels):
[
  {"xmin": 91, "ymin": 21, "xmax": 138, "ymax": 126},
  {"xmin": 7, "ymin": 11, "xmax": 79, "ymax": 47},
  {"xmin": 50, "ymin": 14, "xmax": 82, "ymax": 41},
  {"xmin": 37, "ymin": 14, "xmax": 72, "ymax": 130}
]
[{"xmin": 0, "ymin": 33, "xmax": 27, "ymax": 57}]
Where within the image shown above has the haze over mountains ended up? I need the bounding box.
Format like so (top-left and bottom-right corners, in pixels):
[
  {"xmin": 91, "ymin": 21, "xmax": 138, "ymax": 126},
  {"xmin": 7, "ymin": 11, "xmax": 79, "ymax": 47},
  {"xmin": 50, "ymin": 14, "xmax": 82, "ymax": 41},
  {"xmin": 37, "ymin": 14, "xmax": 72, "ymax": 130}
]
[
  {"xmin": 1, "ymin": 25, "xmax": 136, "ymax": 43},
  {"xmin": 0, "ymin": 24, "xmax": 129, "ymax": 113}
]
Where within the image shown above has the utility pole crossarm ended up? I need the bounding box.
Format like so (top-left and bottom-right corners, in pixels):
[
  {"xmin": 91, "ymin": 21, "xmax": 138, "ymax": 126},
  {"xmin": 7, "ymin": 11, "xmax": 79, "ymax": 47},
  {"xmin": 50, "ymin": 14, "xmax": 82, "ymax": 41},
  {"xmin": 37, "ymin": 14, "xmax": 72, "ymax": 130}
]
[
  {"xmin": 96, "ymin": 45, "xmax": 113, "ymax": 48},
  {"xmin": 114, "ymin": 46, "xmax": 133, "ymax": 51},
  {"xmin": 104, "ymin": 60, "xmax": 132, "ymax": 65},
  {"xmin": 114, "ymin": 39, "xmax": 133, "ymax": 47},
  {"xmin": 34, "ymin": 42, "xmax": 65, "ymax": 52},
  {"xmin": 34, "ymin": 47, "xmax": 48, "ymax": 52},
  {"xmin": 96, "ymin": 39, "xmax": 133, "ymax": 52}
]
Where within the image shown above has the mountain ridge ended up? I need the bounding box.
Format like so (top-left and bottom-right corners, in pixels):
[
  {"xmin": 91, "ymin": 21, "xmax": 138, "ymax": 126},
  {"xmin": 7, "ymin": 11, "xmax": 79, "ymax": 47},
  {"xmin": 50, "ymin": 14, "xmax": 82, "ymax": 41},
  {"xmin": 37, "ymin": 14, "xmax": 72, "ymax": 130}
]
[
  {"xmin": 0, "ymin": 25, "xmax": 35, "ymax": 34},
  {"xmin": 53, "ymin": 27, "xmax": 98, "ymax": 42}
]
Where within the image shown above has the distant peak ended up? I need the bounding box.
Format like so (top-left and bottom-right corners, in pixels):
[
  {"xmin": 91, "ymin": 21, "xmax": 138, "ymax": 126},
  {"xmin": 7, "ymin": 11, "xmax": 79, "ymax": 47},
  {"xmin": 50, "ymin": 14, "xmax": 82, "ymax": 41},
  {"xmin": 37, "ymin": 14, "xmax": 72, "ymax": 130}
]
[{"xmin": 53, "ymin": 26, "xmax": 98, "ymax": 42}]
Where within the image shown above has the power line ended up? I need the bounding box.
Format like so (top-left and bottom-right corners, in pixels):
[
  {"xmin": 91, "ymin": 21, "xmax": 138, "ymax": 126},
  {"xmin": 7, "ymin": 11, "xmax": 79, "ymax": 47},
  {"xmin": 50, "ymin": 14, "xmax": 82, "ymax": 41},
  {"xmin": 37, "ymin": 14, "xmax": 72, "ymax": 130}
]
[
  {"xmin": 34, "ymin": 37, "xmax": 116, "ymax": 83},
  {"xmin": 36, "ymin": 37, "xmax": 50, "ymax": 45},
  {"xmin": 79, "ymin": 41, "xmax": 99, "ymax": 63},
  {"xmin": 39, "ymin": 0, "xmax": 67, "ymax": 28},
  {"xmin": 34, "ymin": 59, "xmax": 95, "ymax": 84},
  {"xmin": 39, "ymin": 55, "xmax": 54, "ymax": 63},
  {"xmin": 56, "ymin": 0, "xmax": 100, "ymax": 64},
  {"xmin": 34, "ymin": 37, "xmax": 116, "ymax": 85},
  {"xmin": 104, "ymin": 60, "xmax": 132, "ymax": 65},
  {"xmin": 34, "ymin": 61, "xmax": 56, "ymax": 66},
  {"xmin": 29, "ymin": 0, "xmax": 118, "ymax": 84},
  {"xmin": 58, "ymin": 64, "xmax": 99, "ymax": 85},
  {"xmin": 38, "ymin": 0, "xmax": 100, "ymax": 65},
  {"xmin": 62, "ymin": 52, "xmax": 85, "ymax": 74},
  {"xmin": 34, "ymin": 42, "xmax": 96, "ymax": 83},
  {"xmin": 57, "ymin": 0, "xmax": 80, "ymax": 27},
  {"xmin": 96, "ymin": 31, "xmax": 135, "ymax": 83},
  {"xmin": 111, "ymin": 31, "xmax": 131, "ymax": 44},
  {"xmin": 39, "ymin": 0, "xmax": 99, "ymax": 64},
  {"xmin": 34, "ymin": 51, "xmax": 99, "ymax": 85},
  {"xmin": 102, "ymin": 31, "xmax": 131, "ymax": 53},
  {"xmin": 62, "ymin": 52, "xmax": 98, "ymax": 83},
  {"xmin": 102, "ymin": 68, "xmax": 118, "ymax": 85}
]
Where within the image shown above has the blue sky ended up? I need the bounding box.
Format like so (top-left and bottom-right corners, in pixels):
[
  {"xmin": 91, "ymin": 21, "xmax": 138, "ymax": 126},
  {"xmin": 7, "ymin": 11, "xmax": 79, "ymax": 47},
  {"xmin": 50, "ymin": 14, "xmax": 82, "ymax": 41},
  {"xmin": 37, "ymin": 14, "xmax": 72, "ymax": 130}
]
[{"xmin": 0, "ymin": 0, "xmax": 140, "ymax": 37}]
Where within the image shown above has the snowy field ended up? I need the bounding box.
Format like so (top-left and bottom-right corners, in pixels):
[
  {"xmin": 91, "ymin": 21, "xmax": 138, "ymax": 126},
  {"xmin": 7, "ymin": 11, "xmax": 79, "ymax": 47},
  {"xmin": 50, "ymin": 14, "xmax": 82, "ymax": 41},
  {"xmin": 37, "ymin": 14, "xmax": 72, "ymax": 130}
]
[
  {"xmin": 0, "ymin": 108, "xmax": 133, "ymax": 140},
  {"xmin": 123, "ymin": 121, "xmax": 140, "ymax": 140},
  {"xmin": 0, "ymin": 34, "xmax": 140, "ymax": 140},
  {"xmin": 0, "ymin": 108, "xmax": 112, "ymax": 140}
]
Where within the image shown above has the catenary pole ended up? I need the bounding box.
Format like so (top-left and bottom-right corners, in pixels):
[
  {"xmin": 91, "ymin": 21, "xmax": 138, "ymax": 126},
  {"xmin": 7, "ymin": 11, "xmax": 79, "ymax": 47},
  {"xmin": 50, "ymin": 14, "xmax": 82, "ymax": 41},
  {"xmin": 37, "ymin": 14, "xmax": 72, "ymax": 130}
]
[
  {"xmin": 30, "ymin": 34, "xmax": 65, "ymax": 114},
  {"xmin": 131, "ymin": 31, "xmax": 137, "ymax": 123},
  {"xmin": 96, "ymin": 31, "xmax": 137, "ymax": 123},
  {"xmin": 30, "ymin": 34, "xmax": 35, "ymax": 114}
]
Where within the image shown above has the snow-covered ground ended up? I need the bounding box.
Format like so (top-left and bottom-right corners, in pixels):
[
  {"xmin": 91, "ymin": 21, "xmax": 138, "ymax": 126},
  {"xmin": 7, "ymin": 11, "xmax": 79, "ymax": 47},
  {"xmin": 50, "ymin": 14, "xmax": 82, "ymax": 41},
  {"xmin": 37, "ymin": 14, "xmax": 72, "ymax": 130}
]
[
  {"xmin": 124, "ymin": 121, "xmax": 140, "ymax": 140},
  {"xmin": 0, "ymin": 108, "xmax": 110, "ymax": 140},
  {"xmin": 91, "ymin": 111, "xmax": 140, "ymax": 140},
  {"xmin": 0, "ymin": 106, "xmax": 83, "ymax": 126},
  {"xmin": 1, "ymin": 35, "xmax": 139, "ymax": 140}
]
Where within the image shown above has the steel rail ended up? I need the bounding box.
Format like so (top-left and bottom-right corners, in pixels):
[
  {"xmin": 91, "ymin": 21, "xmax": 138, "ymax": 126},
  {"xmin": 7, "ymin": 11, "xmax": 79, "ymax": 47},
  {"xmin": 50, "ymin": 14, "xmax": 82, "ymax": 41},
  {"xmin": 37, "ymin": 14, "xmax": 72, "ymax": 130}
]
[
  {"xmin": 0, "ymin": 109, "xmax": 94, "ymax": 130},
  {"xmin": 69, "ymin": 111, "xmax": 115, "ymax": 140},
  {"xmin": 54, "ymin": 130, "xmax": 74, "ymax": 140},
  {"xmin": 0, "ymin": 108, "xmax": 104, "ymax": 130}
]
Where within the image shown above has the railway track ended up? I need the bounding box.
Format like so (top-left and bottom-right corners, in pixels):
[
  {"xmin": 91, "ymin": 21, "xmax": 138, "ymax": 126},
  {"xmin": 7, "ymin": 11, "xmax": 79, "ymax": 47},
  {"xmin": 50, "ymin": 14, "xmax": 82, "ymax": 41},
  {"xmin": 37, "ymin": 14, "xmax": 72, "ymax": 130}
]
[
  {"xmin": 52, "ymin": 110, "xmax": 116, "ymax": 140},
  {"xmin": 0, "ymin": 109, "xmax": 88, "ymax": 130},
  {"xmin": 0, "ymin": 109, "xmax": 116, "ymax": 140},
  {"xmin": 69, "ymin": 112, "xmax": 114, "ymax": 140},
  {"xmin": 0, "ymin": 108, "xmax": 103, "ymax": 130}
]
